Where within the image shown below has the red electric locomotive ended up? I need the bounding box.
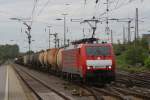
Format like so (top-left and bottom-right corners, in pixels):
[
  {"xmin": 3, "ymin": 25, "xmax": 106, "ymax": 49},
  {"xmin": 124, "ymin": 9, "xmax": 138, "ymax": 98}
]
[
  {"xmin": 62, "ymin": 38, "xmax": 115, "ymax": 82},
  {"xmin": 17, "ymin": 38, "xmax": 115, "ymax": 83}
]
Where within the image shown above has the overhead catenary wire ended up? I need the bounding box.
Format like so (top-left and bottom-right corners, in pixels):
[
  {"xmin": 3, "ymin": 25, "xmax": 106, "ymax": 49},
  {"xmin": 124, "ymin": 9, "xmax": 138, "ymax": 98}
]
[
  {"xmin": 114, "ymin": 0, "xmax": 120, "ymax": 8},
  {"xmin": 95, "ymin": 0, "xmax": 144, "ymax": 42},
  {"xmin": 78, "ymin": 0, "xmax": 146, "ymax": 40},
  {"xmin": 98, "ymin": 0, "xmax": 141, "ymax": 18},
  {"xmin": 109, "ymin": 0, "xmax": 118, "ymax": 8},
  {"xmin": 96, "ymin": 0, "xmax": 99, "ymax": 4},
  {"xmin": 30, "ymin": 0, "xmax": 39, "ymax": 26},
  {"xmin": 84, "ymin": 0, "xmax": 87, "ymax": 5},
  {"xmin": 112, "ymin": 0, "xmax": 144, "ymax": 11},
  {"xmin": 37, "ymin": 0, "xmax": 51, "ymax": 16}
]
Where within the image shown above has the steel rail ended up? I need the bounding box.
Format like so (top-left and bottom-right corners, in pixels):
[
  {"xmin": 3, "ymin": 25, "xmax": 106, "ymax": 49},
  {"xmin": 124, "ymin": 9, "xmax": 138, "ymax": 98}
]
[{"xmin": 13, "ymin": 65, "xmax": 71, "ymax": 100}]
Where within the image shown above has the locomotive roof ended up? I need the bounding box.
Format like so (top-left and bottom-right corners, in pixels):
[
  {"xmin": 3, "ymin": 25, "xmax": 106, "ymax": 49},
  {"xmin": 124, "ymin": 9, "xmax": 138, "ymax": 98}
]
[
  {"xmin": 64, "ymin": 43, "xmax": 112, "ymax": 50},
  {"xmin": 71, "ymin": 38, "xmax": 98, "ymax": 44},
  {"xmin": 81, "ymin": 43, "xmax": 112, "ymax": 46}
]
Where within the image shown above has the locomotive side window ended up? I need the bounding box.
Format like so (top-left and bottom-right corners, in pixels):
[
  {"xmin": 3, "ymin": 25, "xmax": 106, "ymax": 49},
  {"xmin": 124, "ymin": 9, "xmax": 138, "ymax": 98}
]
[{"xmin": 86, "ymin": 46, "xmax": 110, "ymax": 56}]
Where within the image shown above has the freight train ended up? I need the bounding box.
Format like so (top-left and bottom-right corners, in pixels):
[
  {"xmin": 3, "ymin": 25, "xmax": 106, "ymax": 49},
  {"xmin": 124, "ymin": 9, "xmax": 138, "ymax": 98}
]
[{"xmin": 16, "ymin": 38, "xmax": 116, "ymax": 83}]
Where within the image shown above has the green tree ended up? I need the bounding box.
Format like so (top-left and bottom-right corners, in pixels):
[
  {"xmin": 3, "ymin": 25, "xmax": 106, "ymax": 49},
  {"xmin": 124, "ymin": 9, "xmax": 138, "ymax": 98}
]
[
  {"xmin": 144, "ymin": 57, "xmax": 150, "ymax": 69},
  {"xmin": 113, "ymin": 44, "xmax": 126, "ymax": 56},
  {"xmin": 0, "ymin": 44, "xmax": 19, "ymax": 61},
  {"xmin": 124, "ymin": 46, "xmax": 148, "ymax": 66}
]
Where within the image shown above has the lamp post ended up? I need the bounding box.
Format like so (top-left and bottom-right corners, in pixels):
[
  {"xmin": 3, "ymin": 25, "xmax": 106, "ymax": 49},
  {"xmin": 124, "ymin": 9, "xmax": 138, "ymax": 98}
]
[{"xmin": 56, "ymin": 13, "xmax": 68, "ymax": 46}]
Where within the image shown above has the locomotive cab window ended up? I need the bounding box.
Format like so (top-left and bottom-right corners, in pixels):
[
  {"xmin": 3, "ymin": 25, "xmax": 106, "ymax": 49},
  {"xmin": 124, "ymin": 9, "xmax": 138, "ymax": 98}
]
[{"xmin": 86, "ymin": 46, "xmax": 110, "ymax": 56}]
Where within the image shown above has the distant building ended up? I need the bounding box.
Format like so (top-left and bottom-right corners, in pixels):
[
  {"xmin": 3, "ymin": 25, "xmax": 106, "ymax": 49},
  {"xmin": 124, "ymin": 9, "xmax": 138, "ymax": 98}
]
[{"xmin": 142, "ymin": 34, "xmax": 150, "ymax": 49}]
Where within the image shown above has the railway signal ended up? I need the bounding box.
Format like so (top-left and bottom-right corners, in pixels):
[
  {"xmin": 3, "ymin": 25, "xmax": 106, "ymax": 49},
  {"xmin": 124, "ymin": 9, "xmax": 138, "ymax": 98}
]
[
  {"xmin": 23, "ymin": 22, "xmax": 32, "ymax": 56},
  {"xmin": 9, "ymin": 17, "xmax": 32, "ymax": 54}
]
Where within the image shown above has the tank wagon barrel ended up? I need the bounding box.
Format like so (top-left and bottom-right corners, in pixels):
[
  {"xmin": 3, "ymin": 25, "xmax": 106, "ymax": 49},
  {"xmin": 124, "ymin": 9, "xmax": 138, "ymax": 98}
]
[
  {"xmin": 43, "ymin": 50, "xmax": 48, "ymax": 67},
  {"xmin": 30, "ymin": 54, "xmax": 34, "ymax": 65},
  {"xmin": 47, "ymin": 48, "xmax": 59, "ymax": 71},
  {"xmin": 39, "ymin": 50, "xmax": 45, "ymax": 68},
  {"xmin": 56, "ymin": 48, "xmax": 64, "ymax": 71},
  {"xmin": 32, "ymin": 52, "xmax": 40, "ymax": 67},
  {"xmin": 23, "ymin": 55, "xmax": 30, "ymax": 65}
]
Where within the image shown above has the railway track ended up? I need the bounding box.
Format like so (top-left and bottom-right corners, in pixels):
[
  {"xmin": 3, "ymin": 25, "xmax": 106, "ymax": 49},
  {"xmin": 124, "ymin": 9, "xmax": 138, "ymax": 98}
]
[
  {"xmin": 82, "ymin": 71, "xmax": 150, "ymax": 100},
  {"xmin": 13, "ymin": 65, "xmax": 71, "ymax": 100},
  {"xmin": 13, "ymin": 63, "xmax": 150, "ymax": 100},
  {"xmin": 13, "ymin": 64, "xmax": 98, "ymax": 100},
  {"xmin": 74, "ymin": 80, "xmax": 150, "ymax": 100},
  {"xmin": 90, "ymin": 84, "xmax": 150, "ymax": 100},
  {"xmin": 116, "ymin": 71, "xmax": 150, "ymax": 88}
]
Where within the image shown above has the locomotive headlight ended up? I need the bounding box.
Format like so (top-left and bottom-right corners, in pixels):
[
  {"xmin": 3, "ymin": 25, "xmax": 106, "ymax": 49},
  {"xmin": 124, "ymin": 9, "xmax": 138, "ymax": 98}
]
[
  {"xmin": 87, "ymin": 66, "xmax": 93, "ymax": 69},
  {"xmin": 106, "ymin": 66, "xmax": 111, "ymax": 69},
  {"xmin": 108, "ymin": 66, "xmax": 111, "ymax": 68}
]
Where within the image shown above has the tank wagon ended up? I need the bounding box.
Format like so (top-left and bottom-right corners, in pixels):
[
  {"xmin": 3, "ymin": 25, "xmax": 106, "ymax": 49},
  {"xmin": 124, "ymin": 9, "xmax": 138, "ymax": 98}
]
[
  {"xmin": 32, "ymin": 52, "xmax": 40, "ymax": 68},
  {"xmin": 39, "ymin": 50, "xmax": 45, "ymax": 68},
  {"xmin": 17, "ymin": 38, "xmax": 116, "ymax": 83},
  {"xmin": 43, "ymin": 50, "xmax": 48, "ymax": 67},
  {"xmin": 47, "ymin": 48, "xmax": 59, "ymax": 71}
]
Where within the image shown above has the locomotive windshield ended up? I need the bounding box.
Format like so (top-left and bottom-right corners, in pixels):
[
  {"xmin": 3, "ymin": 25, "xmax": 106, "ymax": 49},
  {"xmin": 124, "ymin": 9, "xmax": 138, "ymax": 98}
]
[{"xmin": 86, "ymin": 46, "xmax": 110, "ymax": 56}]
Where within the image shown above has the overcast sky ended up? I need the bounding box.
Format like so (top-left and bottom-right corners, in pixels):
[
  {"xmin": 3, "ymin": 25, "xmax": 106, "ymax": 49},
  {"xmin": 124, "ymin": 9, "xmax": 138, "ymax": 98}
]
[{"xmin": 0, "ymin": 0, "xmax": 150, "ymax": 52}]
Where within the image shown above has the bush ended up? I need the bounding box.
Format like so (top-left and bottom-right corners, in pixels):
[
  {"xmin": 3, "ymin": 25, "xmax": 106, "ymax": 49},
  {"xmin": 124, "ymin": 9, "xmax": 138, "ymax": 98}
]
[
  {"xmin": 0, "ymin": 44, "xmax": 19, "ymax": 61},
  {"xmin": 144, "ymin": 57, "xmax": 150, "ymax": 69},
  {"xmin": 124, "ymin": 46, "xmax": 148, "ymax": 66},
  {"xmin": 140, "ymin": 38, "xmax": 149, "ymax": 50},
  {"xmin": 113, "ymin": 44, "xmax": 126, "ymax": 56}
]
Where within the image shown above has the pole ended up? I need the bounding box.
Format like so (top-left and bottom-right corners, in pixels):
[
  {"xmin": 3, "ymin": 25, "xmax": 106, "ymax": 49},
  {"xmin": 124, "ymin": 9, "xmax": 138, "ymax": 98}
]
[
  {"xmin": 49, "ymin": 28, "xmax": 50, "ymax": 48},
  {"xmin": 54, "ymin": 33, "xmax": 57, "ymax": 48},
  {"xmin": 106, "ymin": 0, "xmax": 109, "ymax": 35},
  {"xmin": 63, "ymin": 14, "xmax": 67, "ymax": 46},
  {"xmin": 134, "ymin": 8, "xmax": 139, "ymax": 65},
  {"xmin": 57, "ymin": 39, "xmax": 60, "ymax": 48},
  {"xmin": 29, "ymin": 37, "xmax": 31, "ymax": 63},
  {"xmin": 67, "ymin": 39, "xmax": 70, "ymax": 46},
  {"xmin": 128, "ymin": 21, "xmax": 131, "ymax": 42},
  {"xmin": 47, "ymin": 26, "xmax": 52, "ymax": 48},
  {"xmin": 123, "ymin": 26, "xmax": 125, "ymax": 44},
  {"xmin": 24, "ymin": 23, "xmax": 31, "ymax": 59},
  {"xmin": 83, "ymin": 28, "xmax": 85, "ymax": 38},
  {"xmin": 27, "ymin": 27, "xmax": 31, "ymax": 64},
  {"xmin": 134, "ymin": 8, "xmax": 139, "ymax": 41},
  {"xmin": 28, "ymin": 35, "xmax": 31, "ymax": 53},
  {"xmin": 111, "ymin": 30, "xmax": 113, "ymax": 44},
  {"xmin": 136, "ymin": 8, "xmax": 139, "ymax": 39},
  {"xmin": 135, "ymin": 17, "xmax": 137, "ymax": 41},
  {"xmin": 64, "ymin": 15, "xmax": 66, "ymax": 45}
]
